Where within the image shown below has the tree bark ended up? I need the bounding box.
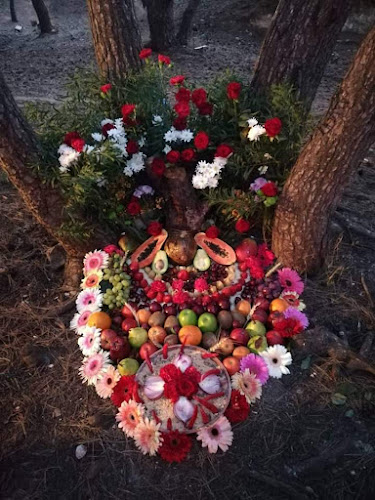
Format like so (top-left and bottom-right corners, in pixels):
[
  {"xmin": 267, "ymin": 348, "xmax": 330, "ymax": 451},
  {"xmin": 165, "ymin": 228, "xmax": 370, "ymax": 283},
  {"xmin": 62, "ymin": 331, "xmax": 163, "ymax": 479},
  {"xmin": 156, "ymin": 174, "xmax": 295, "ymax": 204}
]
[
  {"xmin": 142, "ymin": 0, "xmax": 175, "ymax": 51},
  {"xmin": 272, "ymin": 27, "xmax": 375, "ymax": 273},
  {"xmin": 10, "ymin": 0, "xmax": 17, "ymax": 22},
  {"xmin": 251, "ymin": 0, "xmax": 352, "ymax": 111},
  {"xmin": 31, "ymin": 0, "xmax": 53, "ymax": 34},
  {"xmin": 86, "ymin": 0, "xmax": 142, "ymax": 80},
  {"xmin": 177, "ymin": 0, "xmax": 201, "ymax": 46}
]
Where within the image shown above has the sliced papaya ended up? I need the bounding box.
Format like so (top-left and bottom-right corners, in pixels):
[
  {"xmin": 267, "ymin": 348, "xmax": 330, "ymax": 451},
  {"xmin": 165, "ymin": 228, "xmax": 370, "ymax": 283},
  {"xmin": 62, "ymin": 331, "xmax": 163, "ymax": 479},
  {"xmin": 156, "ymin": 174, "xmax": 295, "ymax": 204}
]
[
  {"xmin": 131, "ymin": 230, "xmax": 168, "ymax": 268},
  {"xmin": 194, "ymin": 232, "xmax": 236, "ymax": 265}
]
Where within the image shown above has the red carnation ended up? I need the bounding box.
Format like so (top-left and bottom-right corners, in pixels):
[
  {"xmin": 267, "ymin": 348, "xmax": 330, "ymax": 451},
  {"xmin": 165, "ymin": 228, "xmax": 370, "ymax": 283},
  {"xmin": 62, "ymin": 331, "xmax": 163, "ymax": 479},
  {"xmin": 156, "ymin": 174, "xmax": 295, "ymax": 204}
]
[
  {"xmin": 175, "ymin": 87, "xmax": 191, "ymax": 103},
  {"xmin": 260, "ymin": 181, "xmax": 278, "ymax": 197},
  {"xmin": 170, "ymin": 75, "xmax": 185, "ymax": 86},
  {"xmin": 274, "ymin": 318, "xmax": 303, "ymax": 338},
  {"xmin": 174, "ymin": 101, "xmax": 190, "ymax": 118},
  {"xmin": 160, "ymin": 364, "xmax": 179, "ymax": 383},
  {"xmin": 264, "ymin": 117, "xmax": 282, "ymax": 137},
  {"xmin": 172, "ymin": 290, "xmax": 190, "ymax": 304},
  {"xmin": 194, "ymin": 131, "xmax": 209, "ymax": 150},
  {"xmin": 257, "ymin": 243, "xmax": 275, "ymax": 267},
  {"xmin": 64, "ymin": 131, "xmax": 81, "ymax": 147},
  {"xmin": 192, "ymin": 88, "xmax": 207, "ymax": 107},
  {"xmin": 159, "ymin": 430, "xmax": 192, "ymax": 463},
  {"xmin": 215, "ymin": 144, "xmax": 233, "ymax": 158},
  {"xmin": 173, "ymin": 117, "xmax": 187, "ymax": 130},
  {"xmin": 100, "ymin": 83, "xmax": 112, "ymax": 94},
  {"xmin": 150, "ymin": 280, "xmax": 167, "ymax": 293},
  {"xmin": 111, "ymin": 376, "xmax": 139, "ymax": 407},
  {"xmin": 147, "ymin": 221, "xmax": 163, "ymax": 236},
  {"xmin": 245, "ymin": 256, "xmax": 264, "ymax": 279},
  {"xmin": 126, "ymin": 140, "xmax": 139, "ymax": 155},
  {"xmin": 181, "ymin": 148, "xmax": 195, "ymax": 162},
  {"xmin": 194, "ymin": 277, "xmax": 209, "ymax": 292},
  {"xmin": 166, "ymin": 150, "xmax": 180, "ymax": 164},
  {"xmin": 235, "ymin": 218, "xmax": 251, "ymax": 233},
  {"xmin": 102, "ymin": 122, "xmax": 115, "ymax": 137},
  {"xmin": 71, "ymin": 138, "xmax": 85, "ymax": 153},
  {"xmin": 127, "ymin": 199, "xmax": 141, "ymax": 216},
  {"xmin": 224, "ymin": 390, "xmax": 250, "ymax": 423},
  {"xmin": 205, "ymin": 225, "xmax": 220, "ymax": 239},
  {"xmin": 227, "ymin": 81, "xmax": 241, "ymax": 100},
  {"xmin": 172, "ymin": 279, "xmax": 184, "ymax": 291},
  {"xmin": 151, "ymin": 157, "xmax": 166, "ymax": 177},
  {"xmin": 184, "ymin": 365, "xmax": 201, "ymax": 384},
  {"xmin": 139, "ymin": 48, "xmax": 152, "ymax": 59},
  {"xmin": 198, "ymin": 102, "xmax": 213, "ymax": 116},
  {"xmin": 121, "ymin": 104, "xmax": 136, "ymax": 117},
  {"xmin": 158, "ymin": 54, "xmax": 171, "ymax": 65}
]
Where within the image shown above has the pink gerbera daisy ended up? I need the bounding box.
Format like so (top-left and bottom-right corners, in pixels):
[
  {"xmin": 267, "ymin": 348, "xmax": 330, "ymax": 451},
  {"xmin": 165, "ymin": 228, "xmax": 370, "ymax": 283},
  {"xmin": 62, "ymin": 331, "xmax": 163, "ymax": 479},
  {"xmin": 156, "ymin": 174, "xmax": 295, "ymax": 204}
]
[
  {"xmin": 79, "ymin": 350, "xmax": 110, "ymax": 385},
  {"xmin": 70, "ymin": 309, "xmax": 92, "ymax": 333},
  {"xmin": 76, "ymin": 288, "xmax": 103, "ymax": 313},
  {"xmin": 133, "ymin": 418, "xmax": 162, "ymax": 456},
  {"xmin": 83, "ymin": 250, "xmax": 109, "ymax": 274},
  {"xmin": 116, "ymin": 400, "xmax": 145, "ymax": 437},
  {"xmin": 78, "ymin": 326, "xmax": 101, "ymax": 356},
  {"xmin": 278, "ymin": 268, "xmax": 304, "ymax": 295},
  {"xmin": 196, "ymin": 416, "xmax": 233, "ymax": 453},
  {"xmin": 80, "ymin": 270, "xmax": 103, "ymax": 290},
  {"xmin": 96, "ymin": 366, "xmax": 121, "ymax": 399},
  {"xmin": 284, "ymin": 307, "xmax": 309, "ymax": 329},
  {"xmin": 231, "ymin": 370, "xmax": 262, "ymax": 404},
  {"xmin": 239, "ymin": 354, "xmax": 269, "ymax": 385}
]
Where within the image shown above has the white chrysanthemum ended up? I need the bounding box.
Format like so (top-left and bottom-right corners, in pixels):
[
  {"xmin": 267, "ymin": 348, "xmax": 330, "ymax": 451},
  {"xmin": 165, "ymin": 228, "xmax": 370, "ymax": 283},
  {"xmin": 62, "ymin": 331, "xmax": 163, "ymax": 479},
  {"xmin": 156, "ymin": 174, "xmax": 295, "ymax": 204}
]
[
  {"xmin": 152, "ymin": 115, "xmax": 163, "ymax": 125},
  {"xmin": 124, "ymin": 166, "xmax": 134, "ymax": 177},
  {"xmin": 179, "ymin": 129, "xmax": 194, "ymax": 142},
  {"xmin": 163, "ymin": 145, "xmax": 172, "ymax": 154},
  {"xmin": 206, "ymin": 177, "xmax": 219, "ymax": 188},
  {"xmin": 101, "ymin": 118, "xmax": 114, "ymax": 127},
  {"xmin": 192, "ymin": 174, "xmax": 209, "ymax": 189},
  {"xmin": 138, "ymin": 135, "xmax": 146, "ymax": 148},
  {"xmin": 91, "ymin": 132, "xmax": 104, "ymax": 142},
  {"xmin": 261, "ymin": 345, "xmax": 292, "ymax": 379},
  {"xmin": 76, "ymin": 288, "xmax": 103, "ymax": 313},
  {"xmin": 58, "ymin": 147, "xmax": 80, "ymax": 170},
  {"xmin": 58, "ymin": 144, "xmax": 71, "ymax": 155},
  {"xmin": 78, "ymin": 326, "xmax": 101, "ymax": 356},
  {"xmin": 113, "ymin": 143, "xmax": 128, "ymax": 157},
  {"xmin": 247, "ymin": 117, "xmax": 258, "ymax": 127},
  {"xmin": 248, "ymin": 124, "xmax": 266, "ymax": 141},
  {"xmin": 79, "ymin": 350, "xmax": 110, "ymax": 385},
  {"xmin": 164, "ymin": 127, "xmax": 178, "ymax": 143},
  {"xmin": 114, "ymin": 117, "xmax": 125, "ymax": 130}
]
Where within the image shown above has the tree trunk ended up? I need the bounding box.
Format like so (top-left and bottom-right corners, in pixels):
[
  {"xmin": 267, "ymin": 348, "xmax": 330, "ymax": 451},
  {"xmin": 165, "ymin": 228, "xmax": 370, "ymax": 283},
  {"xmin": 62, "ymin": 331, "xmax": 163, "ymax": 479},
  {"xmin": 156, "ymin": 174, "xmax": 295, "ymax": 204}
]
[
  {"xmin": 87, "ymin": 0, "xmax": 142, "ymax": 80},
  {"xmin": 10, "ymin": 0, "xmax": 17, "ymax": 22},
  {"xmin": 251, "ymin": 0, "xmax": 352, "ymax": 111},
  {"xmin": 142, "ymin": 0, "xmax": 175, "ymax": 51},
  {"xmin": 31, "ymin": 0, "xmax": 53, "ymax": 34},
  {"xmin": 177, "ymin": 0, "xmax": 201, "ymax": 46},
  {"xmin": 272, "ymin": 27, "xmax": 375, "ymax": 273}
]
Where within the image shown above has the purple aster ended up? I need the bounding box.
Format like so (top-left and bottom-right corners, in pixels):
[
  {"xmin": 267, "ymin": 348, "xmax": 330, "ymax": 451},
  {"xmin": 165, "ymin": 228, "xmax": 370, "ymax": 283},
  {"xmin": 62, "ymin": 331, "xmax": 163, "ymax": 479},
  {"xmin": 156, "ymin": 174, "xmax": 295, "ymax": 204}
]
[
  {"xmin": 284, "ymin": 307, "xmax": 309, "ymax": 329},
  {"xmin": 133, "ymin": 185, "xmax": 155, "ymax": 198},
  {"xmin": 250, "ymin": 177, "xmax": 267, "ymax": 192},
  {"xmin": 240, "ymin": 354, "xmax": 269, "ymax": 385}
]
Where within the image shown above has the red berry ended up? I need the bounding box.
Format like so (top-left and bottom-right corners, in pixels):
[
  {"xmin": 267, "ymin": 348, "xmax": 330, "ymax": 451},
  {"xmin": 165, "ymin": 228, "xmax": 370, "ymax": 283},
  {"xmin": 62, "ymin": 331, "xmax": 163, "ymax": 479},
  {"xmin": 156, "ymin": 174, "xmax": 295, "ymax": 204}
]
[
  {"xmin": 146, "ymin": 290, "xmax": 157, "ymax": 299},
  {"xmin": 134, "ymin": 272, "xmax": 143, "ymax": 281},
  {"xmin": 129, "ymin": 261, "xmax": 139, "ymax": 271},
  {"xmin": 212, "ymin": 292, "xmax": 220, "ymax": 301},
  {"xmin": 201, "ymin": 295, "xmax": 211, "ymax": 306},
  {"xmin": 222, "ymin": 287, "xmax": 232, "ymax": 297},
  {"xmin": 140, "ymin": 279, "xmax": 148, "ymax": 288},
  {"xmin": 163, "ymin": 294, "xmax": 172, "ymax": 303},
  {"xmin": 156, "ymin": 292, "xmax": 164, "ymax": 303},
  {"xmin": 177, "ymin": 270, "xmax": 189, "ymax": 281}
]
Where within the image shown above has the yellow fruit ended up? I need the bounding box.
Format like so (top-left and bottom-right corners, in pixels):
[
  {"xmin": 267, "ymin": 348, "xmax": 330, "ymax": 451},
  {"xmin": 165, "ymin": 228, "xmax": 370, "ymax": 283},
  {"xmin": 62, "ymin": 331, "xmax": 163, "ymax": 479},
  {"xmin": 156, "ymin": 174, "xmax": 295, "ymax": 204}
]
[
  {"xmin": 236, "ymin": 300, "xmax": 251, "ymax": 316},
  {"xmin": 178, "ymin": 325, "xmax": 202, "ymax": 346},
  {"xmin": 87, "ymin": 311, "xmax": 112, "ymax": 330},
  {"xmin": 269, "ymin": 298, "xmax": 289, "ymax": 313}
]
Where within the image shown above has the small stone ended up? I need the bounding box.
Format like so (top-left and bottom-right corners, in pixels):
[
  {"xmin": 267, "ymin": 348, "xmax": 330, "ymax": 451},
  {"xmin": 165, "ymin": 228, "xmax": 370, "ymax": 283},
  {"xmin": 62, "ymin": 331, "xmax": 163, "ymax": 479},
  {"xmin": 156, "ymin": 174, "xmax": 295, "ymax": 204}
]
[{"xmin": 75, "ymin": 444, "xmax": 87, "ymax": 460}]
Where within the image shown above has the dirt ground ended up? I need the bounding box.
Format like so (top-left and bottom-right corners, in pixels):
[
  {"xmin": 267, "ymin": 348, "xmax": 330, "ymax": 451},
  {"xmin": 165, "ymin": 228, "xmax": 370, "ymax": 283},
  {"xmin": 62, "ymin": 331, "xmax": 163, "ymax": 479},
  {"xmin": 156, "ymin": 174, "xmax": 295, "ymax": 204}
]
[{"xmin": 1, "ymin": 1, "xmax": 375, "ymax": 499}]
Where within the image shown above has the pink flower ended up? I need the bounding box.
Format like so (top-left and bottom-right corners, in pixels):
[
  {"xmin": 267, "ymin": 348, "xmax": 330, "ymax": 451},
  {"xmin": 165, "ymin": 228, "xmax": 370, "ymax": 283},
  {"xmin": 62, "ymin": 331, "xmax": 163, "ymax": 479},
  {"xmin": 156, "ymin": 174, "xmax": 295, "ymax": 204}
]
[
  {"xmin": 83, "ymin": 250, "xmax": 109, "ymax": 273},
  {"xmin": 70, "ymin": 309, "xmax": 92, "ymax": 333},
  {"xmin": 284, "ymin": 307, "xmax": 309, "ymax": 329},
  {"xmin": 116, "ymin": 400, "xmax": 145, "ymax": 437},
  {"xmin": 278, "ymin": 268, "xmax": 304, "ymax": 295},
  {"xmin": 103, "ymin": 244, "xmax": 123, "ymax": 256},
  {"xmin": 172, "ymin": 279, "xmax": 184, "ymax": 291},
  {"xmin": 194, "ymin": 277, "xmax": 209, "ymax": 292},
  {"xmin": 76, "ymin": 289, "xmax": 102, "ymax": 313},
  {"xmin": 196, "ymin": 416, "xmax": 233, "ymax": 453},
  {"xmin": 133, "ymin": 417, "xmax": 162, "ymax": 456},
  {"xmin": 79, "ymin": 351, "xmax": 110, "ymax": 385},
  {"xmin": 96, "ymin": 366, "xmax": 121, "ymax": 398},
  {"xmin": 239, "ymin": 354, "xmax": 269, "ymax": 385}
]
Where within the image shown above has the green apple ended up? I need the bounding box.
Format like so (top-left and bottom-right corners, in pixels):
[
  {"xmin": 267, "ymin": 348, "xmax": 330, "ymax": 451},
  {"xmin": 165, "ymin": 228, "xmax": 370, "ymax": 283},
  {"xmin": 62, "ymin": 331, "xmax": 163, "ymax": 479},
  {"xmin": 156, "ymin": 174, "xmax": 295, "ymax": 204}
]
[
  {"xmin": 198, "ymin": 313, "xmax": 218, "ymax": 333},
  {"xmin": 245, "ymin": 320, "xmax": 267, "ymax": 337},
  {"xmin": 247, "ymin": 335, "xmax": 268, "ymax": 354},
  {"xmin": 178, "ymin": 309, "xmax": 197, "ymax": 327},
  {"xmin": 128, "ymin": 327, "xmax": 148, "ymax": 348},
  {"xmin": 117, "ymin": 358, "xmax": 139, "ymax": 376}
]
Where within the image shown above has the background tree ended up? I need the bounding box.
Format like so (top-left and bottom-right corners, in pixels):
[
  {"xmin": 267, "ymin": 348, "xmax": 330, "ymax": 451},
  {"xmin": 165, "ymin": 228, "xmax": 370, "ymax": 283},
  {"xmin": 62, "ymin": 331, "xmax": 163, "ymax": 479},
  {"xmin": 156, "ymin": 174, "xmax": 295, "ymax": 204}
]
[
  {"xmin": 10, "ymin": 0, "xmax": 17, "ymax": 23},
  {"xmin": 177, "ymin": 0, "xmax": 202, "ymax": 46},
  {"xmin": 251, "ymin": 0, "xmax": 353, "ymax": 112},
  {"xmin": 272, "ymin": 26, "xmax": 375, "ymax": 272},
  {"xmin": 31, "ymin": 0, "xmax": 53, "ymax": 34},
  {"xmin": 87, "ymin": 0, "xmax": 142, "ymax": 80}
]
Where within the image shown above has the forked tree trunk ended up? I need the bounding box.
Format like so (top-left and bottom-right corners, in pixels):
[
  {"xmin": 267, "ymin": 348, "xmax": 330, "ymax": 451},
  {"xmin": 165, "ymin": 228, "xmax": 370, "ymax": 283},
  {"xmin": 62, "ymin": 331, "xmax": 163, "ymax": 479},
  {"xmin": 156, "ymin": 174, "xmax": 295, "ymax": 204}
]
[
  {"xmin": 177, "ymin": 0, "xmax": 201, "ymax": 46},
  {"xmin": 272, "ymin": 27, "xmax": 375, "ymax": 273},
  {"xmin": 142, "ymin": 0, "xmax": 175, "ymax": 51},
  {"xmin": 31, "ymin": 0, "xmax": 53, "ymax": 34},
  {"xmin": 87, "ymin": 0, "xmax": 142, "ymax": 80},
  {"xmin": 251, "ymin": 0, "xmax": 352, "ymax": 111},
  {"xmin": 10, "ymin": 0, "xmax": 17, "ymax": 22}
]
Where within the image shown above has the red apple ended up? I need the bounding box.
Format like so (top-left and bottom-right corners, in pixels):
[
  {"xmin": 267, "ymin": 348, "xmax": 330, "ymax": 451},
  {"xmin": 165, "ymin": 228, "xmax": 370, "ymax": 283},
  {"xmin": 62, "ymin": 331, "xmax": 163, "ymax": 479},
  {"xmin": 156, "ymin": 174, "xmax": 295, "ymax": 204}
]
[
  {"xmin": 254, "ymin": 297, "xmax": 270, "ymax": 311},
  {"xmin": 139, "ymin": 341, "xmax": 158, "ymax": 360},
  {"xmin": 223, "ymin": 356, "xmax": 240, "ymax": 375},
  {"xmin": 235, "ymin": 238, "xmax": 258, "ymax": 262},
  {"xmin": 266, "ymin": 330, "xmax": 284, "ymax": 346},
  {"xmin": 267, "ymin": 311, "xmax": 284, "ymax": 328},
  {"xmin": 121, "ymin": 317, "xmax": 138, "ymax": 333},
  {"xmin": 230, "ymin": 328, "xmax": 250, "ymax": 346},
  {"xmin": 100, "ymin": 329, "xmax": 118, "ymax": 350},
  {"xmin": 148, "ymin": 326, "xmax": 167, "ymax": 345},
  {"xmin": 252, "ymin": 308, "xmax": 268, "ymax": 324},
  {"xmin": 121, "ymin": 304, "xmax": 135, "ymax": 318},
  {"xmin": 110, "ymin": 336, "xmax": 130, "ymax": 361}
]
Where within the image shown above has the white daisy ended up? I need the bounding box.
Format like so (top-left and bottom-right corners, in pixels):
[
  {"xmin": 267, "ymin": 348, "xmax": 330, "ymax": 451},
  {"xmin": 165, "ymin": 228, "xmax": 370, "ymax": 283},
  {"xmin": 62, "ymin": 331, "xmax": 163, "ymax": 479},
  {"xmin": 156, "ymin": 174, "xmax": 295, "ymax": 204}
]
[
  {"xmin": 79, "ymin": 350, "xmax": 110, "ymax": 385},
  {"xmin": 261, "ymin": 345, "xmax": 292, "ymax": 379},
  {"xmin": 78, "ymin": 326, "xmax": 102, "ymax": 356},
  {"xmin": 76, "ymin": 288, "xmax": 103, "ymax": 313},
  {"xmin": 164, "ymin": 127, "xmax": 178, "ymax": 143}
]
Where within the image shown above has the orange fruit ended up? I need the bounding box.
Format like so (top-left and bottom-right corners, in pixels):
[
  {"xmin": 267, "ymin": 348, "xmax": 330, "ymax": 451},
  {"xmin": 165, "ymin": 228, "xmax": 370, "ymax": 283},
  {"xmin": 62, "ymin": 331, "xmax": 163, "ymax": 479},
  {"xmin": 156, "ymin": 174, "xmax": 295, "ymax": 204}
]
[
  {"xmin": 269, "ymin": 298, "xmax": 289, "ymax": 313},
  {"xmin": 178, "ymin": 325, "xmax": 202, "ymax": 346},
  {"xmin": 87, "ymin": 311, "xmax": 112, "ymax": 330},
  {"xmin": 232, "ymin": 346, "xmax": 250, "ymax": 360},
  {"xmin": 137, "ymin": 308, "xmax": 151, "ymax": 324},
  {"xmin": 236, "ymin": 300, "xmax": 251, "ymax": 317}
]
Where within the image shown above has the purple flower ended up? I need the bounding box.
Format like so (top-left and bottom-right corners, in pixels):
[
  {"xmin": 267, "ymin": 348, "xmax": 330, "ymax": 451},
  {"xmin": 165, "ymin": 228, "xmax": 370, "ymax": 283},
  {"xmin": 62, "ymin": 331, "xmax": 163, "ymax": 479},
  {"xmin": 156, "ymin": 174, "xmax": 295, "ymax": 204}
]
[
  {"xmin": 284, "ymin": 307, "xmax": 309, "ymax": 329},
  {"xmin": 133, "ymin": 185, "xmax": 155, "ymax": 198},
  {"xmin": 240, "ymin": 354, "xmax": 269, "ymax": 385},
  {"xmin": 250, "ymin": 177, "xmax": 267, "ymax": 192},
  {"xmin": 278, "ymin": 268, "xmax": 304, "ymax": 295}
]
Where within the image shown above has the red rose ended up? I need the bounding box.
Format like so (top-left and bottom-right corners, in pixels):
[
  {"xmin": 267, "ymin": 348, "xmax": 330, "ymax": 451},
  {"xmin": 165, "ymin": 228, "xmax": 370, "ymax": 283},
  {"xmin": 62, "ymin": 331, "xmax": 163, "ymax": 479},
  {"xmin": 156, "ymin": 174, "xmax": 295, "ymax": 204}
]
[
  {"xmin": 264, "ymin": 117, "xmax": 282, "ymax": 137},
  {"xmin": 181, "ymin": 149, "xmax": 195, "ymax": 162},
  {"xmin": 175, "ymin": 87, "xmax": 191, "ymax": 103},
  {"xmin": 176, "ymin": 377, "xmax": 198, "ymax": 399},
  {"xmin": 197, "ymin": 102, "xmax": 213, "ymax": 116},
  {"xmin": 192, "ymin": 88, "xmax": 207, "ymax": 107},
  {"xmin": 126, "ymin": 140, "xmax": 139, "ymax": 155},
  {"xmin": 64, "ymin": 131, "xmax": 81, "ymax": 146},
  {"xmin": 151, "ymin": 158, "xmax": 166, "ymax": 177},
  {"xmin": 71, "ymin": 138, "xmax": 85, "ymax": 152},
  {"xmin": 174, "ymin": 101, "xmax": 190, "ymax": 118},
  {"xmin": 147, "ymin": 221, "xmax": 163, "ymax": 236},
  {"xmin": 260, "ymin": 181, "xmax": 278, "ymax": 197},
  {"xmin": 139, "ymin": 48, "xmax": 152, "ymax": 59},
  {"xmin": 173, "ymin": 117, "xmax": 187, "ymax": 130},
  {"xmin": 205, "ymin": 225, "xmax": 220, "ymax": 239},
  {"xmin": 170, "ymin": 75, "xmax": 185, "ymax": 86},
  {"xmin": 100, "ymin": 83, "xmax": 112, "ymax": 94},
  {"xmin": 235, "ymin": 218, "xmax": 251, "ymax": 233},
  {"xmin": 166, "ymin": 150, "xmax": 180, "ymax": 164},
  {"xmin": 127, "ymin": 199, "xmax": 141, "ymax": 216},
  {"xmin": 215, "ymin": 144, "xmax": 233, "ymax": 158},
  {"xmin": 121, "ymin": 104, "xmax": 136, "ymax": 117},
  {"xmin": 102, "ymin": 122, "xmax": 115, "ymax": 137},
  {"xmin": 158, "ymin": 54, "xmax": 171, "ymax": 65},
  {"xmin": 194, "ymin": 131, "xmax": 209, "ymax": 150},
  {"xmin": 227, "ymin": 81, "xmax": 241, "ymax": 100}
]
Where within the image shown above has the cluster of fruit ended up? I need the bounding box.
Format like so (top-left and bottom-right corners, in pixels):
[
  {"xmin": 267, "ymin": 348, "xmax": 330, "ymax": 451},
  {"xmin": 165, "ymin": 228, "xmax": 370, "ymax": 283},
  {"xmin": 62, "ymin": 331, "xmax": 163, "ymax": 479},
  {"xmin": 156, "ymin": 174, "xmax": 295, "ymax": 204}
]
[{"xmin": 102, "ymin": 254, "xmax": 132, "ymax": 309}]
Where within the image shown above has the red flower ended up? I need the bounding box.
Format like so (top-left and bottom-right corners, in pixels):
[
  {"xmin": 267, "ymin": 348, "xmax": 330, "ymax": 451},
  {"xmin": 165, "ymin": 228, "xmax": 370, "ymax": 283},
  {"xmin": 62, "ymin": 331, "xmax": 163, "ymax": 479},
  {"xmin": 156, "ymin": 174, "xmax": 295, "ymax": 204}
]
[
  {"xmin": 227, "ymin": 81, "xmax": 241, "ymax": 100},
  {"xmin": 205, "ymin": 225, "xmax": 220, "ymax": 239},
  {"xmin": 260, "ymin": 181, "xmax": 278, "ymax": 197},
  {"xmin": 100, "ymin": 83, "xmax": 112, "ymax": 94},
  {"xmin": 127, "ymin": 199, "xmax": 141, "ymax": 216},
  {"xmin": 173, "ymin": 117, "xmax": 187, "ymax": 130},
  {"xmin": 126, "ymin": 140, "xmax": 139, "ymax": 155},
  {"xmin": 71, "ymin": 138, "xmax": 85, "ymax": 152},
  {"xmin": 184, "ymin": 366, "xmax": 201, "ymax": 384},
  {"xmin": 257, "ymin": 243, "xmax": 275, "ymax": 267},
  {"xmin": 172, "ymin": 279, "xmax": 184, "ymax": 291},
  {"xmin": 274, "ymin": 318, "xmax": 303, "ymax": 338},
  {"xmin": 192, "ymin": 88, "xmax": 207, "ymax": 107},
  {"xmin": 175, "ymin": 376, "xmax": 198, "ymax": 399},
  {"xmin": 264, "ymin": 117, "xmax": 282, "ymax": 137},
  {"xmin": 139, "ymin": 48, "xmax": 152, "ymax": 59},
  {"xmin": 103, "ymin": 244, "xmax": 123, "ymax": 256},
  {"xmin": 166, "ymin": 150, "xmax": 180, "ymax": 164},
  {"xmin": 159, "ymin": 430, "xmax": 192, "ymax": 463},
  {"xmin": 174, "ymin": 101, "xmax": 190, "ymax": 118},
  {"xmin": 150, "ymin": 280, "xmax": 167, "ymax": 293},
  {"xmin": 147, "ymin": 221, "xmax": 163, "ymax": 236},
  {"xmin": 175, "ymin": 87, "xmax": 191, "ymax": 103},
  {"xmin": 102, "ymin": 122, "xmax": 115, "ymax": 137},
  {"xmin": 194, "ymin": 277, "xmax": 209, "ymax": 292},
  {"xmin": 197, "ymin": 102, "xmax": 213, "ymax": 115},
  {"xmin": 160, "ymin": 364, "xmax": 180, "ymax": 383},
  {"xmin": 172, "ymin": 291, "xmax": 190, "ymax": 304},
  {"xmin": 111, "ymin": 376, "xmax": 138, "ymax": 406},
  {"xmin": 161, "ymin": 365, "xmax": 200, "ymax": 402},
  {"xmin": 121, "ymin": 104, "xmax": 136, "ymax": 117},
  {"xmin": 170, "ymin": 75, "xmax": 185, "ymax": 86},
  {"xmin": 158, "ymin": 54, "xmax": 171, "ymax": 65},
  {"xmin": 64, "ymin": 131, "xmax": 81, "ymax": 147},
  {"xmin": 215, "ymin": 144, "xmax": 233, "ymax": 158},
  {"xmin": 235, "ymin": 218, "xmax": 251, "ymax": 233},
  {"xmin": 194, "ymin": 131, "xmax": 209, "ymax": 150},
  {"xmin": 245, "ymin": 256, "xmax": 264, "ymax": 279},
  {"xmin": 181, "ymin": 148, "xmax": 195, "ymax": 162},
  {"xmin": 224, "ymin": 390, "xmax": 249, "ymax": 423},
  {"xmin": 151, "ymin": 158, "xmax": 166, "ymax": 177}
]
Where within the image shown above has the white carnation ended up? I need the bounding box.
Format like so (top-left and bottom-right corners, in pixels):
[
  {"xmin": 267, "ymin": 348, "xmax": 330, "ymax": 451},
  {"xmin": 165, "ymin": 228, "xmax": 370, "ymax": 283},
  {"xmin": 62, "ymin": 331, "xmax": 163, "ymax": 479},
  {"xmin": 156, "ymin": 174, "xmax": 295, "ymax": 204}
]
[
  {"xmin": 248, "ymin": 125, "xmax": 266, "ymax": 141},
  {"xmin": 247, "ymin": 117, "xmax": 258, "ymax": 127}
]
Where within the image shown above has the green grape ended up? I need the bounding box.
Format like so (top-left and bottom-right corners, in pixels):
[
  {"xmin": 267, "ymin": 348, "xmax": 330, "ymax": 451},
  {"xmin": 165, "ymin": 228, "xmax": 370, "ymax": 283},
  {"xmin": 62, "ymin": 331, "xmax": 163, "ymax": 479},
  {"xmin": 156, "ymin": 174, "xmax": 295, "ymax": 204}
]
[
  {"xmin": 119, "ymin": 272, "xmax": 126, "ymax": 279},
  {"xmin": 108, "ymin": 303, "xmax": 115, "ymax": 310},
  {"xmin": 122, "ymin": 279, "xmax": 130, "ymax": 288},
  {"xmin": 113, "ymin": 275, "xmax": 121, "ymax": 282}
]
